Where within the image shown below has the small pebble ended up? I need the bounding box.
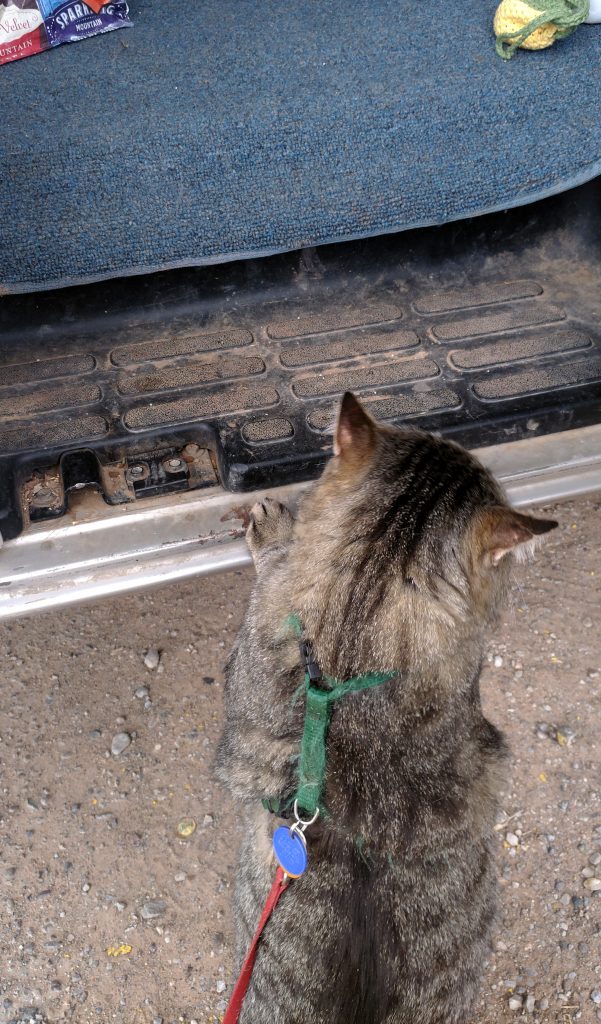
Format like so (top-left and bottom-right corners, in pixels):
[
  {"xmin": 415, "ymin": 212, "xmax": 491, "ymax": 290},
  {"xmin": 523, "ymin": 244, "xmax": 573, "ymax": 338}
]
[
  {"xmin": 134, "ymin": 686, "xmax": 149, "ymax": 699},
  {"xmin": 494, "ymin": 655, "xmax": 504, "ymax": 668},
  {"xmin": 216, "ymin": 980, "xmax": 226, "ymax": 994},
  {"xmin": 143, "ymin": 649, "xmax": 161, "ymax": 670},
  {"xmin": 111, "ymin": 732, "xmax": 131, "ymax": 756},
  {"xmin": 140, "ymin": 899, "xmax": 167, "ymax": 921},
  {"xmin": 592, "ymin": 990, "xmax": 601, "ymax": 1005},
  {"xmin": 506, "ymin": 832, "xmax": 519, "ymax": 847},
  {"xmin": 203, "ymin": 814, "xmax": 214, "ymax": 827},
  {"xmin": 555, "ymin": 725, "xmax": 576, "ymax": 746},
  {"xmin": 584, "ymin": 877, "xmax": 601, "ymax": 891},
  {"xmin": 525, "ymin": 993, "xmax": 536, "ymax": 1013},
  {"xmin": 508, "ymin": 995, "xmax": 523, "ymax": 1011},
  {"xmin": 589, "ymin": 852, "xmax": 601, "ymax": 866},
  {"xmin": 95, "ymin": 812, "xmax": 118, "ymax": 829},
  {"xmin": 176, "ymin": 818, "xmax": 197, "ymax": 839}
]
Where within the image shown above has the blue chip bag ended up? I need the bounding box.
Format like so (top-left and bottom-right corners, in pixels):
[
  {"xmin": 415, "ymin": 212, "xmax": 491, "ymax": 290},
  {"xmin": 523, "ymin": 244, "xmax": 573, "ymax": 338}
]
[
  {"xmin": 1, "ymin": 0, "xmax": 131, "ymax": 65},
  {"xmin": 37, "ymin": 0, "xmax": 131, "ymax": 47}
]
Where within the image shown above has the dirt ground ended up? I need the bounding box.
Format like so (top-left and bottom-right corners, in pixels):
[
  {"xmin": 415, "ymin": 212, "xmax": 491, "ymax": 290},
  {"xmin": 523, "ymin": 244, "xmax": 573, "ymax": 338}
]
[{"xmin": 0, "ymin": 494, "xmax": 600, "ymax": 1024}]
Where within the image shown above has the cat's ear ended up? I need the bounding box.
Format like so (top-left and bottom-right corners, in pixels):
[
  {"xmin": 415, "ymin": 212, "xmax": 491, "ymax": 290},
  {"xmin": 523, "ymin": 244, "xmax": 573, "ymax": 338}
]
[
  {"xmin": 477, "ymin": 507, "xmax": 558, "ymax": 566},
  {"xmin": 334, "ymin": 392, "xmax": 377, "ymax": 463}
]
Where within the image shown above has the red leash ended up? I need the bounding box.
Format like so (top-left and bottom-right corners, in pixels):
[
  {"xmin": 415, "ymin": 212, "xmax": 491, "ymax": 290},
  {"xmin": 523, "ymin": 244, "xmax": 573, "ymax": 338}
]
[{"xmin": 222, "ymin": 867, "xmax": 289, "ymax": 1024}]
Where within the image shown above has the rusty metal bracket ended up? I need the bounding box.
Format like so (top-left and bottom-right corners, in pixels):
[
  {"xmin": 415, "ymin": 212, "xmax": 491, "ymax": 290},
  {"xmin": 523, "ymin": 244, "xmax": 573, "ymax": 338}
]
[{"xmin": 21, "ymin": 443, "xmax": 219, "ymax": 526}]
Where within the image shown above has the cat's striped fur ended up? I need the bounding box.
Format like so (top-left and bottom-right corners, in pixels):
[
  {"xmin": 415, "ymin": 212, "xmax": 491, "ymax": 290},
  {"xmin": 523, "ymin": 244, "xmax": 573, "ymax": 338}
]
[{"xmin": 216, "ymin": 392, "xmax": 556, "ymax": 1024}]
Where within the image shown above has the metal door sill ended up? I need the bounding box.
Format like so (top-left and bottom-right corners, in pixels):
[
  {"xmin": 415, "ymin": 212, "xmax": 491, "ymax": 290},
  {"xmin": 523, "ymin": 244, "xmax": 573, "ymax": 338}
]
[{"xmin": 1, "ymin": 423, "xmax": 600, "ymax": 620}]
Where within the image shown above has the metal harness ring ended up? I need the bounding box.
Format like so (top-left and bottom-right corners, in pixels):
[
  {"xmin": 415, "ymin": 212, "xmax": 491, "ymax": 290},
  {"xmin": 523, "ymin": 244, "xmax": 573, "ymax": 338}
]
[{"xmin": 293, "ymin": 800, "xmax": 320, "ymax": 829}]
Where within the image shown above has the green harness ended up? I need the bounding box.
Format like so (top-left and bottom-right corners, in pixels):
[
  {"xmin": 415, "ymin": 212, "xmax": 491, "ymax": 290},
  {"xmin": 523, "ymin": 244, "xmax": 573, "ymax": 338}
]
[{"xmin": 263, "ymin": 614, "xmax": 396, "ymax": 820}]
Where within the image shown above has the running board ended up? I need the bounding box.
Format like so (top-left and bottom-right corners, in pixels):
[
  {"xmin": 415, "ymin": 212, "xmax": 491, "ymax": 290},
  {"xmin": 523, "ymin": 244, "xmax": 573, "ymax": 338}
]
[
  {"xmin": 2, "ymin": 182, "xmax": 601, "ymax": 544},
  {"xmin": 1, "ymin": 424, "xmax": 600, "ymax": 620}
]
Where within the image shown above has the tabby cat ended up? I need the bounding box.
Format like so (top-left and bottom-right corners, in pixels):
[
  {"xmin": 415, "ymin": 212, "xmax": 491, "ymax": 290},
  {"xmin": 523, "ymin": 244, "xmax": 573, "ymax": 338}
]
[{"xmin": 216, "ymin": 392, "xmax": 557, "ymax": 1024}]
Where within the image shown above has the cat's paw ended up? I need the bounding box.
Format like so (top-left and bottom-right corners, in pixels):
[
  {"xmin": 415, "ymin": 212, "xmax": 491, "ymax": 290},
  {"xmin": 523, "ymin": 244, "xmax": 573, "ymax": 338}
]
[{"xmin": 247, "ymin": 496, "xmax": 295, "ymax": 563}]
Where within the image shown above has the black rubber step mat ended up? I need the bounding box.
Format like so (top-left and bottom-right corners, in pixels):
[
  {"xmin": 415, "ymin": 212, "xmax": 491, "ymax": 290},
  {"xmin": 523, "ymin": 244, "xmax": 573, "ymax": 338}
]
[{"xmin": 1, "ymin": 181, "xmax": 601, "ymax": 541}]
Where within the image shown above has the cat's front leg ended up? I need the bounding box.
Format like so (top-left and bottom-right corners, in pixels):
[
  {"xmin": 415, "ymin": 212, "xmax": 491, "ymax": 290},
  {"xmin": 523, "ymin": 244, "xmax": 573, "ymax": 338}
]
[{"xmin": 246, "ymin": 495, "xmax": 295, "ymax": 570}]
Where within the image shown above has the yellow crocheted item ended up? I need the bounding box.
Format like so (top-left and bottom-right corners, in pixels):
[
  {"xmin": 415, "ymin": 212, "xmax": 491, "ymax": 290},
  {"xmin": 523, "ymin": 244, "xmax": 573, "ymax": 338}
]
[{"xmin": 494, "ymin": 0, "xmax": 559, "ymax": 49}]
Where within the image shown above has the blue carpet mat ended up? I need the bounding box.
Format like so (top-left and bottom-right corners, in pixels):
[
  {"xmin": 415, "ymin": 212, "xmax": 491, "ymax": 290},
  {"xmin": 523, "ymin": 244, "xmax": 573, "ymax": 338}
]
[{"xmin": 3, "ymin": 0, "xmax": 601, "ymax": 293}]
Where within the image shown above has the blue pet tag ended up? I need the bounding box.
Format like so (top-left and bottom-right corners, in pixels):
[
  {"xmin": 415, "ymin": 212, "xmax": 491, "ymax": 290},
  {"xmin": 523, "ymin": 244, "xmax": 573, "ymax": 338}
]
[{"xmin": 272, "ymin": 825, "xmax": 308, "ymax": 878}]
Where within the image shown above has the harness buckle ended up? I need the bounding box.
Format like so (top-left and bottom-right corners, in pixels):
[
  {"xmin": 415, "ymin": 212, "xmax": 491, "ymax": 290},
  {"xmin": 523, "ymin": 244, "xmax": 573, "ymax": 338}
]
[{"xmin": 300, "ymin": 639, "xmax": 322, "ymax": 683}]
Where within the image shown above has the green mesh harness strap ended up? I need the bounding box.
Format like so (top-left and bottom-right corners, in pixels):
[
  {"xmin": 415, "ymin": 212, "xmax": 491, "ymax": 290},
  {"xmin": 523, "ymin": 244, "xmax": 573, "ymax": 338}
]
[
  {"xmin": 295, "ymin": 668, "xmax": 396, "ymax": 818},
  {"xmin": 495, "ymin": 0, "xmax": 589, "ymax": 59},
  {"xmin": 272, "ymin": 613, "xmax": 396, "ymax": 819}
]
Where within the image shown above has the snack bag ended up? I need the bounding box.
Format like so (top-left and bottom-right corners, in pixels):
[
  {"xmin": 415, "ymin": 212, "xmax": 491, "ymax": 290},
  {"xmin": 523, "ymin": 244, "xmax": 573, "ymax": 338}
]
[
  {"xmin": 0, "ymin": 0, "xmax": 131, "ymax": 65},
  {"xmin": 0, "ymin": 2, "xmax": 48, "ymax": 63}
]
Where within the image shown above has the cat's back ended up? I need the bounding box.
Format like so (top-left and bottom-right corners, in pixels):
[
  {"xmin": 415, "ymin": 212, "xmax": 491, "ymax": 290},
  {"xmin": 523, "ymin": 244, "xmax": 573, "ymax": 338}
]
[{"xmin": 239, "ymin": 815, "xmax": 497, "ymax": 1024}]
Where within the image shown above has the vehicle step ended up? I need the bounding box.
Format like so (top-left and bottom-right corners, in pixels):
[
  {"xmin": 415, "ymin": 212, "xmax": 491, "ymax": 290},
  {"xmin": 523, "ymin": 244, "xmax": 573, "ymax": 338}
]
[{"xmin": 1, "ymin": 182, "xmax": 600, "ymax": 541}]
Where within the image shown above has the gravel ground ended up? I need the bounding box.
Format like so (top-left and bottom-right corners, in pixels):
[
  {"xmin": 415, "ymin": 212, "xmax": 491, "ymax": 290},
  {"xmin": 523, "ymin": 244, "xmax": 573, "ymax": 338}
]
[{"xmin": 0, "ymin": 495, "xmax": 600, "ymax": 1024}]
